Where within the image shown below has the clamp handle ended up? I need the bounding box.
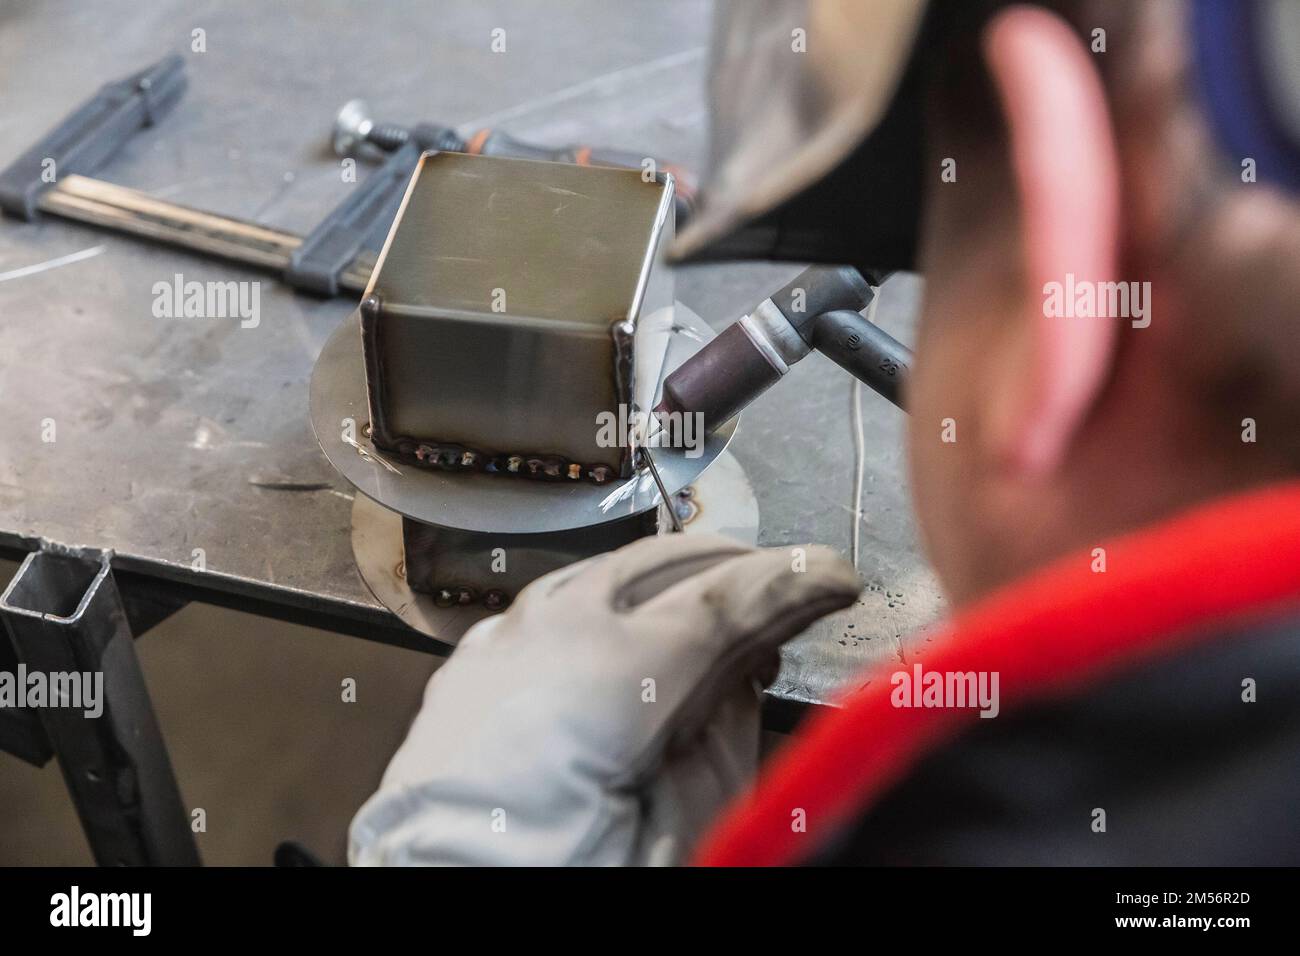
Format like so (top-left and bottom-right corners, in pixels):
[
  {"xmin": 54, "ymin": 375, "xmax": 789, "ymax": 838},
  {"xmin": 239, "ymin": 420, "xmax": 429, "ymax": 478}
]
[{"xmin": 0, "ymin": 54, "xmax": 187, "ymax": 221}]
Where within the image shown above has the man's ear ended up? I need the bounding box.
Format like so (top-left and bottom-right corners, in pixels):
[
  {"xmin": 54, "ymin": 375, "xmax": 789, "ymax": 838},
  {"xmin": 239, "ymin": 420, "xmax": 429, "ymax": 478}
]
[{"xmin": 981, "ymin": 5, "xmax": 1122, "ymax": 477}]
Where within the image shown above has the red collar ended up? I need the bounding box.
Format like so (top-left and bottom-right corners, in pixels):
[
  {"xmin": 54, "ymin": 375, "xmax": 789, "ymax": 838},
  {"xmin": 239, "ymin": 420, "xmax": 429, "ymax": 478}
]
[{"xmin": 695, "ymin": 479, "xmax": 1300, "ymax": 866}]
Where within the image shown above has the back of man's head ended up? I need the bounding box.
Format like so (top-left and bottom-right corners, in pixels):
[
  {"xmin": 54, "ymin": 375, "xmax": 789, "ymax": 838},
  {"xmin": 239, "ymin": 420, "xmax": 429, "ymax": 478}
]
[{"xmin": 906, "ymin": 0, "xmax": 1300, "ymax": 603}]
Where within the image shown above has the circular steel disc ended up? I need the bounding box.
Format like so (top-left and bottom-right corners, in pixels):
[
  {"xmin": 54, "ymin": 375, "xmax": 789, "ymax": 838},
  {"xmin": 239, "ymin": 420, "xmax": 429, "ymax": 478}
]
[{"xmin": 311, "ymin": 302, "xmax": 736, "ymax": 535}]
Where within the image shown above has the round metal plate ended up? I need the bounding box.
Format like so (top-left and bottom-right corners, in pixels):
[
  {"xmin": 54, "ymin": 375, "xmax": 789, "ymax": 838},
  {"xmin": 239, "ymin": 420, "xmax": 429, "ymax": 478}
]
[
  {"xmin": 311, "ymin": 302, "xmax": 736, "ymax": 535},
  {"xmin": 351, "ymin": 450, "xmax": 760, "ymax": 643}
]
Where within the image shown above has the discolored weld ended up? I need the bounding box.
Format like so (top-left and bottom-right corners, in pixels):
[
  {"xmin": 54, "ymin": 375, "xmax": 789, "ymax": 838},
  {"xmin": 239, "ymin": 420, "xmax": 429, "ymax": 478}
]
[
  {"xmin": 390, "ymin": 435, "xmax": 619, "ymax": 484},
  {"xmin": 673, "ymin": 485, "xmax": 699, "ymax": 524},
  {"xmin": 429, "ymin": 583, "xmax": 511, "ymax": 612}
]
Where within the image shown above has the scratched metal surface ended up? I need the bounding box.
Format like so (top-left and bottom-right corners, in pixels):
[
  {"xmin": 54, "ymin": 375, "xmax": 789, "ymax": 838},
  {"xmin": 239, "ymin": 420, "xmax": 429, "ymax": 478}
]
[{"xmin": 0, "ymin": 0, "xmax": 943, "ymax": 707}]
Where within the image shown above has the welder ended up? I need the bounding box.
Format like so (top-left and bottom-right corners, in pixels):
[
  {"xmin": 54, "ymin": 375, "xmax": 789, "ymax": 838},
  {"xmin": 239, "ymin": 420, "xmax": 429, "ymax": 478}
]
[{"xmin": 351, "ymin": 0, "xmax": 1300, "ymax": 865}]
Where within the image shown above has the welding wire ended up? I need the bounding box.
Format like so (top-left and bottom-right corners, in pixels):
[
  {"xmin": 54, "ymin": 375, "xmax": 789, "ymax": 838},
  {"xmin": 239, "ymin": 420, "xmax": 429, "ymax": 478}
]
[
  {"xmin": 850, "ymin": 376, "xmax": 865, "ymax": 572},
  {"xmin": 636, "ymin": 446, "xmax": 684, "ymax": 533},
  {"xmin": 848, "ymin": 294, "xmax": 881, "ymax": 572},
  {"xmin": 642, "ymin": 417, "xmax": 666, "ymax": 445}
]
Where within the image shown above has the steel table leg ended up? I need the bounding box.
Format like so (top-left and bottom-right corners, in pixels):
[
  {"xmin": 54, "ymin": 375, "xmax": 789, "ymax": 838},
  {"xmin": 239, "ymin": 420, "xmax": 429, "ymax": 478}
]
[{"xmin": 0, "ymin": 545, "xmax": 200, "ymax": 866}]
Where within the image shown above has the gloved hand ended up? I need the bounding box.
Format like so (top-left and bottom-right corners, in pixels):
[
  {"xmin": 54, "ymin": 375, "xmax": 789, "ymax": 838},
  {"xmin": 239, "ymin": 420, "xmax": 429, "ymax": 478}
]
[{"xmin": 349, "ymin": 532, "xmax": 860, "ymax": 866}]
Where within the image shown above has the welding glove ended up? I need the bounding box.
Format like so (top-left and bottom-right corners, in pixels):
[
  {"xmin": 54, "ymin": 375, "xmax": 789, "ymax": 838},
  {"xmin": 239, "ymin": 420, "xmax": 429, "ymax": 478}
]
[{"xmin": 349, "ymin": 532, "xmax": 860, "ymax": 866}]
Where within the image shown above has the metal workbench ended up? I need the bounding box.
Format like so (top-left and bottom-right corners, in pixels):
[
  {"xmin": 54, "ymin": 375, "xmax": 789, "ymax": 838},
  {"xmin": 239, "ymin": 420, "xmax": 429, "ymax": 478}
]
[{"xmin": 0, "ymin": 0, "xmax": 942, "ymax": 722}]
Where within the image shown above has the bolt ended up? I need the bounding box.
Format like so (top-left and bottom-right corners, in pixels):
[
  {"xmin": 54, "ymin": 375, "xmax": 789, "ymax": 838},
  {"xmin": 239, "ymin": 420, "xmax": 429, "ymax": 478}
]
[
  {"xmin": 332, "ymin": 101, "xmax": 463, "ymax": 157},
  {"xmin": 334, "ymin": 99, "xmax": 379, "ymax": 157}
]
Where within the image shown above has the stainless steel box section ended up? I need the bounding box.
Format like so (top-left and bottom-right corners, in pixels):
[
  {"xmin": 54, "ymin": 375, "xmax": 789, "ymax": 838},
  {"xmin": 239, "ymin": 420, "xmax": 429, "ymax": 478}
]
[{"xmin": 361, "ymin": 151, "xmax": 675, "ymax": 478}]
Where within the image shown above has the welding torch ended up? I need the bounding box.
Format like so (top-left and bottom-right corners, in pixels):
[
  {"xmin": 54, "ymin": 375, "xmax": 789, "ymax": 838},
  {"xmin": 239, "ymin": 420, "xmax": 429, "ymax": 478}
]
[{"xmin": 653, "ymin": 265, "xmax": 912, "ymax": 440}]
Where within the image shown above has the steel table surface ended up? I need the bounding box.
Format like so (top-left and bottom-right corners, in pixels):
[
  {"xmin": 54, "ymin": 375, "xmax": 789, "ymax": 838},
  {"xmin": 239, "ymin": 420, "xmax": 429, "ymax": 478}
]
[{"xmin": 0, "ymin": 0, "xmax": 943, "ymax": 712}]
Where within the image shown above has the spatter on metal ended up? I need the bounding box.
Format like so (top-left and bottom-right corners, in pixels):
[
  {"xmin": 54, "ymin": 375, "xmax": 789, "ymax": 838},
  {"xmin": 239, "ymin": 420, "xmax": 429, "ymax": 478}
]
[
  {"xmin": 384, "ymin": 436, "xmax": 619, "ymax": 485},
  {"xmin": 427, "ymin": 583, "xmax": 511, "ymax": 612}
]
